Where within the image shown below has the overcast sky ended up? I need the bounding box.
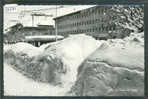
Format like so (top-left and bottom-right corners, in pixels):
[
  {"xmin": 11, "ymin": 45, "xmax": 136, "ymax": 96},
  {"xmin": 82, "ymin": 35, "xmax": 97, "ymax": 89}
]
[{"xmin": 4, "ymin": 4, "xmax": 96, "ymax": 30}]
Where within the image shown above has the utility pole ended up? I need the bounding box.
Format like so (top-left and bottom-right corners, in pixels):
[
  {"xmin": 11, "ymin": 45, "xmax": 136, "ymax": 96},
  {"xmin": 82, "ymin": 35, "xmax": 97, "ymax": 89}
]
[
  {"xmin": 55, "ymin": 5, "xmax": 58, "ymax": 42},
  {"xmin": 31, "ymin": 14, "xmax": 34, "ymax": 27}
]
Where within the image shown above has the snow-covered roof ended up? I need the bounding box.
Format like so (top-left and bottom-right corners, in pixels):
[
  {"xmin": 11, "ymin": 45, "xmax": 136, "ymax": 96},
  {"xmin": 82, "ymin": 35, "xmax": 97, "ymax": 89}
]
[
  {"xmin": 53, "ymin": 5, "xmax": 96, "ymax": 20},
  {"xmin": 25, "ymin": 35, "xmax": 64, "ymax": 41}
]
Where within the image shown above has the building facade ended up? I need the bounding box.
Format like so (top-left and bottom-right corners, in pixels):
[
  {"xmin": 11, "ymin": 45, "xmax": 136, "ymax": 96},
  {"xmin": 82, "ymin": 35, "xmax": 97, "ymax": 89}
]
[{"xmin": 54, "ymin": 6, "xmax": 130, "ymax": 39}]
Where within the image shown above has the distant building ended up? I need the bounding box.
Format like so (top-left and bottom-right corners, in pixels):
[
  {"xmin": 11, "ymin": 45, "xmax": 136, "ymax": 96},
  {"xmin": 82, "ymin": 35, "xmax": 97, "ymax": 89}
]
[
  {"xmin": 21, "ymin": 25, "xmax": 55, "ymax": 36},
  {"xmin": 53, "ymin": 6, "xmax": 130, "ymax": 40},
  {"xmin": 4, "ymin": 24, "xmax": 55, "ymax": 43},
  {"xmin": 5, "ymin": 23, "xmax": 23, "ymax": 33}
]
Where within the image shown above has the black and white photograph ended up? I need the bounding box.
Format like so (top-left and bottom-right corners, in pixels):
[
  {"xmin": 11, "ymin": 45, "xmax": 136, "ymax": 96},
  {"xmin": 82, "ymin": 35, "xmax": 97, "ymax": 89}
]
[{"xmin": 3, "ymin": 4, "xmax": 144, "ymax": 96}]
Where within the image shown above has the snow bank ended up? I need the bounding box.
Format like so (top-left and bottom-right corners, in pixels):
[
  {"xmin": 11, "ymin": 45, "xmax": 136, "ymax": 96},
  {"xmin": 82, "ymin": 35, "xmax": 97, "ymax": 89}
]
[
  {"xmin": 72, "ymin": 41, "xmax": 144, "ymax": 96},
  {"xmin": 72, "ymin": 32, "xmax": 144, "ymax": 96},
  {"xmin": 4, "ymin": 42, "xmax": 44, "ymax": 82},
  {"xmin": 4, "ymin": 63, "xmax": 69, "ymax": 96},
  {"xmin": 44, "ymin": 34, "xmax": 101, "ymax": 84},
  {"xmin": 107, "ymin": 32, "xmax": 144, "ymax": 47},
  {"xmin": 4, "ymin": 32, "xmax": 144, "ymax": 96},
  {"xmin": 124, "ymin": 32, "xmax": 144, "ymax": 46},
  {"xmin": 4, "ymin": 34, "xmax": 102, "ymax": 96},
  {"xmin": 89, "ymin": 43, "xmax": 144, "ymax": 71},
  {"xmin": 5, "ymin": 42, "xmax": 42, "ymax": 57},
  {"xmin": 93, "ymin": 32, "xmax": 144, "ymax": 73},
  {"xmin": 39, "ymin": 40, "xmax": 60, "ymax": 51}
]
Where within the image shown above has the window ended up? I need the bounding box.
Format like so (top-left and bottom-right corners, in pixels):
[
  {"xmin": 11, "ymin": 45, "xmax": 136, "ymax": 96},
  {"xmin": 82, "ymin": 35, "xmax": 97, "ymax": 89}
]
[
  {"xmin": 94, "ymin": 28, "xmax": 97, "ymax": 31},
  {"xmin": 92, "ymin": 20, "xmax": 95, "ymax": 24},
  {"xmin": 100, "ymin": 27, "xmax": 102, "ymax": 31},
  {"xmin": 86, "ymin": 29, "xmax": 88, "ymax": 32},
  {"xmin": 102, "ymin": 27, "xmax": 104, "ymax": 31},
  {"xmin": 89, "ymin": 20, "xmax": 91, "ymax": 24},
  {"xmin": 84, "ymin": 21, "xmax": 86, "ymax": 25},
  {"xmin": 113, "ymin": 25, "xmax": 116, "ymax": 30},
  {"xmin": 98, "ymin": 9, "xmax": 101, "ymax": 14},
  {"xmin": 111, "ymin": 26, "xmax": 113, "ymax": 31},
  {"xmin": 82, "ymin": 30, "xmax": 84, "ymax": 33},
  {"xmin": 88, "ymin": 20, "xmax": 90, "ymax": 24},
  {"xmin": 101, "ymin": 8, "xmax": 103, "ymax": 13},
  {"xmin": 94, "ymin": 28, "xmax": 96, "ymax": 32},
  {"xmin": 79, "ymin": 30, "xmax": 81, "ymax": 33},
  {"xmin": 89, "ymin": 29, "xmax": 91, "ymax": 32},
  {"xmin": 109, "ymin": 26, "xmax": 111, "ymax": 30},
  {"xmin": 79, "ymin": 22, "xmax": 81, "ymax": 25},
  {"xmin": 106, "ymin": 26, "xmax": 108, "ymax": 31},
  {"xmin": 81, "ymin": 22, "xmax": 83, "ymax": 25}
]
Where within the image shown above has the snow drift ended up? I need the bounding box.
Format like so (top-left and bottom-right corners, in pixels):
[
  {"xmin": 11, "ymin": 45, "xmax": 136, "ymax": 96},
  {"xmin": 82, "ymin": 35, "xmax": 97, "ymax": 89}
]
[
  {"xmin": 72, "ymin": 32, "xmax": 144, "ymax": 96},
  {"xmin": 4, "ymin": 63, "xmax": 69, "ymax": 96},
  {"xmin": 37, "ymin": 34, "xmax": 102, "ymax": 91},
  {"xmin": 4, "ymin": 34, "xmax": 102, "ymax": 96},
  {"xmin": 4, "ymin": 32, "xmax": 144, "ymax": 96},
  {"xmin": 4, "ymin": 42, "xmax": 42, "ymax": 57}
]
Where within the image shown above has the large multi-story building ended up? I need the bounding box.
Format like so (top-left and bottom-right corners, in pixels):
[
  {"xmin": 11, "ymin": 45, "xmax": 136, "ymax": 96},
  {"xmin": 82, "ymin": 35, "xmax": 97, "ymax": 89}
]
[{"xmin": 53, "ymin": 5, "xmax": 130, "ymax": 39}]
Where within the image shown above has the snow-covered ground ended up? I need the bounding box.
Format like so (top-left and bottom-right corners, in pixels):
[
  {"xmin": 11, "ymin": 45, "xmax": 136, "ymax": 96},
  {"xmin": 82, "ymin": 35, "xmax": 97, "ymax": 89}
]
[
  {"xmin": 44, "ymin": 34, "xmax": 102, "ymax": 90},
  {"xmin": 4, "ymin": 34, "xmax": 102, "ymax": 96},
  {"xmin": 4, "ymin": 42, "xmax": 42, "ymax": 57},
  {"xmin": 4, "ymin": 32, "xmax": 144, "ymax": 96},
  {"xmin": 4, "ymin": 63, "xmax": 71, "ymax": 96}
]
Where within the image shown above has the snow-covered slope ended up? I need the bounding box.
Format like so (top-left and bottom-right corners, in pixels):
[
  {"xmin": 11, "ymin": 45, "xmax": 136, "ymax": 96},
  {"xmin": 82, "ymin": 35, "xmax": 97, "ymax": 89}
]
[
  {"xmin": 44, "ymin": 34, "xmax": 102, "ymax": 83},
  {"xmin": 4, "ymin": 34, "xmax": 102, "ymax": 96},
  {"xmin": 4, "ymin": 42, "xmax": 42, "ymax": 57},
  {"xmin": 4, "ymin": 63, "xmax": 72, "ymax": 96},
  {"xmin": 72, "ymin": 32, "xmax": 144, "ymax": 96},
  {"xmin": 4, "ymin": 32, "xmax": 144, "ymax": 96}
]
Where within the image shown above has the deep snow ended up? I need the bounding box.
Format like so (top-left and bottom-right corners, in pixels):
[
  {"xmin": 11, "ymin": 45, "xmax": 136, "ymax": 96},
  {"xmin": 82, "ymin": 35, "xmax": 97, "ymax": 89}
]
[
  {"xmin": 4, "ymin": 63, "xmax": 71, "ymax": 96},
  {"xmin": 4, "ymin": 32, "xmax": 144, "ymax": 96},
  {"xmin": 44, "ymin": 34, "xmax": 102, "ymax": 84},
  {"xmin": 4, "ymin": 34, "xmax": 102, "ymax": 96}
]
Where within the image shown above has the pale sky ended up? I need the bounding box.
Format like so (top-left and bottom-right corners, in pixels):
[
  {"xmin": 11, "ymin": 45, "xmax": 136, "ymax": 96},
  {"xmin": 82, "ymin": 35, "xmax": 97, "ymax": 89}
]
[{"xmin": 4, "ymin": 4, "xmax": 96, "ymax": 30}]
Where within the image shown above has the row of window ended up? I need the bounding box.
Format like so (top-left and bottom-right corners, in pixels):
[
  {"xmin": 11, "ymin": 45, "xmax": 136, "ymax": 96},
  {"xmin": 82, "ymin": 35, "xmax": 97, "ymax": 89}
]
[
  {"xmin": 57, "ymin": 18, "xmax": 109, "ymax": 29},
  {"xmin": 58, "ymin": 25, "xmax": 116, "ymax": 35},
  {"xmin": 57, "ymin": 7, "xmax": 109, "ymax": 22}
]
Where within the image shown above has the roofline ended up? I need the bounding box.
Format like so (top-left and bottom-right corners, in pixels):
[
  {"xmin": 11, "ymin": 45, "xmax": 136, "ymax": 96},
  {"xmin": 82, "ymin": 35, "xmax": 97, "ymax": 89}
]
[{"xmin": 53, "ymin": 5, "xmax": 98, "ymax": 20}]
